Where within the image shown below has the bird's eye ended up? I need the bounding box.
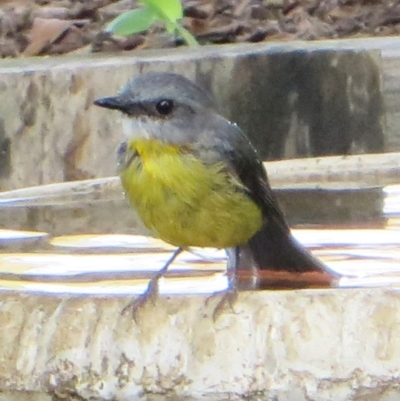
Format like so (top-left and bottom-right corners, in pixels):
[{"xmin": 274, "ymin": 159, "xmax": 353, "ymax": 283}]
[{"xmin": 156, "ymin": 99, "xmax": 174, "ymax": 116}]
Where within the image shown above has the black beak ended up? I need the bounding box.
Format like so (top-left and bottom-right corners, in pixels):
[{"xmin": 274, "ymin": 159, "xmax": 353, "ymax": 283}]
[{"xmin": 93, "ymin": 96, "xmax": 126, "ymax": 111}]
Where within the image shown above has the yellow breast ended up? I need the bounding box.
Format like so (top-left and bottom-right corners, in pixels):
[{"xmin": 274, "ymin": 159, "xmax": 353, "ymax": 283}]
[{"xmin": 119, "ymin": 139, "xmax": 262, "ymax": 248}]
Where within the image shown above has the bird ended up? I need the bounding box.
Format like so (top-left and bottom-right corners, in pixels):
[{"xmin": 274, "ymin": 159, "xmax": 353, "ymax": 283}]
[{"xmin": 93, "ymin": 72, "xmax": 336, "ymax": 308}]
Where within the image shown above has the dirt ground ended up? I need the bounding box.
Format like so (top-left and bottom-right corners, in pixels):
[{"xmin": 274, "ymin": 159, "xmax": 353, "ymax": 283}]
[{"xmin": 0, "ymin": 0, "xmax": 399, "ymax": 58}]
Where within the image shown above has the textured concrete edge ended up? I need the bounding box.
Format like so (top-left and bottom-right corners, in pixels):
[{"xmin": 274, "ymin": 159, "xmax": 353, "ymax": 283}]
[
  {"xmin": 0, "ymin": 288, "xmax": 400, "ymax": 401},
  {"xmin": 0, "ymin": 36, "xmax": 399, "ymax": 74}
]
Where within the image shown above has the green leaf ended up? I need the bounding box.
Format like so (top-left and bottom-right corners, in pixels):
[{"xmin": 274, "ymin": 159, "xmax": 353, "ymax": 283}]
[
  {"xmin": 164, "ymin": 19, "xmax": 177, "ymax": 33},
  {"xmin": 140, "ymin": 0, "xmax": 198, "ymax": 46},
  {"xmin": 140, "ymin": 0, "xmax": 183, "ymax": 22},
  {"xmin": 105, "ymin": 7, "xmax": 155, "ymax": 36},
  {"xmin": 105, "ymin": 0, "xmax": 199, "ymax": 46}
]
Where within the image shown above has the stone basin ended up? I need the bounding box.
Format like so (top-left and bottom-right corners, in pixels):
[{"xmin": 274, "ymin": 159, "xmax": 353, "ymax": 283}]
[{"xmin": 1, "ymin": 37, "xmax": 400, "ymax": 400}]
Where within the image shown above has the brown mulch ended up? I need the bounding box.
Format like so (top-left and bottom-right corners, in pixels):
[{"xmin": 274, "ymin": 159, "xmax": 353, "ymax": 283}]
[{"xmin": 0, "ymin": 0, "xmax": 399, "ymax": 58}]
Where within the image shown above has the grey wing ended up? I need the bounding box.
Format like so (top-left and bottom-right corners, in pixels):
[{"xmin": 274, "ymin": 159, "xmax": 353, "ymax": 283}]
[
  {"xmin": 214, "ymin": 121, "xmax": 290, "ymax": 232},
  {"xmin": 213, "ymin": 122, "xmax": 329, "ymax": 274}
]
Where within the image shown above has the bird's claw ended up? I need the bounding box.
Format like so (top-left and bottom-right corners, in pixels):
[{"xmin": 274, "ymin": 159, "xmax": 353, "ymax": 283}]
[
  {"xmin": 206, "ymin": 288, "xmax": 238, "ymax": 321},
  {"xmin": 122, "ymin": 274, "xmax": 161, "ymax": 320}
]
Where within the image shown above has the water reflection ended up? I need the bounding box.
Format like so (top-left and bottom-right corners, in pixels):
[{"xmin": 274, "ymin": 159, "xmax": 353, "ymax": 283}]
[{"xmin": 0, "ymin": 184, "xmax": 399, "ymax": 295}]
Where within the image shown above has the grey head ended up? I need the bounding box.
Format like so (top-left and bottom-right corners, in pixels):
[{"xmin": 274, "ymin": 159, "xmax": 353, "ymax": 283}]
[{"xmin": 93, "ymin": 72, "xmax": 219, "ymax": 144}]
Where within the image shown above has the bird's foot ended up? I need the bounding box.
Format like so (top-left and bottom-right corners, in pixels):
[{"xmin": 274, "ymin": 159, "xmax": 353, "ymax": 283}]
[
  {"xmin": 121, "ymin": 247, "xmax": 183, "ymax": 321},
  {"xmin": 122, "ymin": 273, "xmax": 161, "ymax": 321},
  {"xmin": 206, "ymin": 287, "xmax": 238, "ymax": 321}
]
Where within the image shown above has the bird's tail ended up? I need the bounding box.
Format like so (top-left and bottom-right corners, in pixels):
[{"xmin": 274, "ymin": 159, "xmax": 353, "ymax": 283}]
[{"xmin": 228, "ymin": 216, "xmax": 338, "ymax": 289}]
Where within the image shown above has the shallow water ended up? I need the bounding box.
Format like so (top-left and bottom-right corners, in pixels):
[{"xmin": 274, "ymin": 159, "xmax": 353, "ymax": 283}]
[{"xmin": 0, "ymin": 184, "xmax": 399, "ymax": 295}]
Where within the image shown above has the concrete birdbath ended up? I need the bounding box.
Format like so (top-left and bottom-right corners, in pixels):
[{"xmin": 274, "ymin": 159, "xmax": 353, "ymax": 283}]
[{"xmin": 1, "ymin": 37, "xmax": 400, "ymax": 400}]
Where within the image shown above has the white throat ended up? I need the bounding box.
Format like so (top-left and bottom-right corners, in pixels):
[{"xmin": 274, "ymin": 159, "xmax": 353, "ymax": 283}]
[{"xmin": 121, "ymin": 116, "xmax": 160, "ymax": 140}]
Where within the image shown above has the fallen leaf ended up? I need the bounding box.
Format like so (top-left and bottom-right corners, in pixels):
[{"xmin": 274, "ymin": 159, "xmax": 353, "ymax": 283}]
[{"xmin": 23, "ymin": 17, "xmax": 72, "ymax": 56}]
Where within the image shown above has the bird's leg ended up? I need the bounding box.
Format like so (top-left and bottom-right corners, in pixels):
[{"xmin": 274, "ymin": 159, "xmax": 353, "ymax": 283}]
[
  {"xmin": 207, "ymin": 246, "xmax": 259, "ymax": 320},
  {"xmin": 122, "ymin": 247, "xmax": 183, "ymax": 318},
  {"xmin": 143, "ymin": 247, "xmax": 183, "ymax": 300},
  {"xmin": 206, "ymin": 248, "xmax": 240, "ymax": 320}
]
